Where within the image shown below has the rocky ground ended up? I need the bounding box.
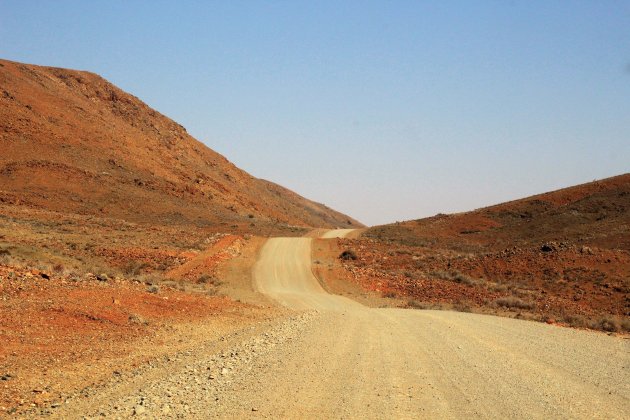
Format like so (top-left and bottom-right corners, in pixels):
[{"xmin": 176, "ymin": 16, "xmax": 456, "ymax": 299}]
[
  {"xmin": 309, "ymin": 176, "xmax": 630, "ymax": 333},
  {"xmin": 0, "ymin": 261, "xmax": 284, "ymax": 416},
  {"xmin": 313, "ymin": 236, "xmax": 630, "ymax": 333},
  {"xmin": 0, "ymin": 214, "xmax": 286, "ymax": 417},
  {"xmin": 40, "ymin": 312, "xmax": 315, "ymax": 419}
]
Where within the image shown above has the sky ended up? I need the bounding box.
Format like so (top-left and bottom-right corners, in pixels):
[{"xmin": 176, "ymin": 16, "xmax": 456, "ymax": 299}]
[{"xmin": 1, "ymin": 1, "xmax": 629, "ymax": 226}]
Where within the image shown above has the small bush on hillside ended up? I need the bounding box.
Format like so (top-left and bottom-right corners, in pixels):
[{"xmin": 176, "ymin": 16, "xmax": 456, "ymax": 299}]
[
  {"xmin": 198, "ymin": 274, "xmax": 211, "ymax": 283},
  {"xmin": 494, "ymin": 297, "xmax": 536, "ymax": 310},
  {"xmin": 453, "ymin": 273, "xmax": 475, "ymax": 286},
  {"xmin": 339, "ymin": 250, "xmax": 357, "ymax": 261},
  {"xmin": 489, "ymin": 283, "xmax": 508, "ymax": 292},
  {"xmin": 123, "ymin": 260, "xmax": 149, "ymax": 276},
  {"xmin": 592, "ymin": 317, "xmax": 620, "ymax": 333},
  {"xmin": 198, "ymin": 274, "xmax": 222, "ymax": 286},
  {"xmin": 407, "ymin": 300, "xmax": 427, "ymax": 309},
  {"xmin": 453, "ymin": 303, "xmax": 473, "ymax": 313},
  {"xmin": 562, "ymin": 314, "xmax": 589, "ymax": 329},
  {"xmin": 430, "ymin": 270, "xmax": 477, "ymax": 286}
]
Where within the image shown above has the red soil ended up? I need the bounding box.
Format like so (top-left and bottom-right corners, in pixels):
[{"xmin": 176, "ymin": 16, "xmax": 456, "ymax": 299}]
[{"xmin": 0, "ymin": 262, "xmax": 267, "ymax": 412}]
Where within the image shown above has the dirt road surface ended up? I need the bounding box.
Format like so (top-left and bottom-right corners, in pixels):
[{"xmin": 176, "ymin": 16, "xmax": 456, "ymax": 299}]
[
  {"xmin": 320, "ymin": 229, "xmax": 357, "ymax": 238},
  {"xmin": 45, "ymin": 234, "xmax": 629, "ymax": 419},
  {"xmin": 245, "ymin": 236, "xmax": 629, "ymax": 419}
]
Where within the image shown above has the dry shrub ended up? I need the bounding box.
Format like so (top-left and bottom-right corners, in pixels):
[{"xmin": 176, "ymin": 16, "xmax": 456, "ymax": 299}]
[
  {"xmin": 146, "ymin": 285, "xmax": 160, "ymax": 294},
  {"xmin": 339, "ymin": 250, "xmax": 357, "ymax": 261},
  {"xmin": 123, "ymin": 260, "xmax": 149, "ymax": 276},
  {"xmin": 431, "ymin": 270, "xmax": 477, "ymax": 286},
  {"xmin": 494, "ymin": 297, "xmax": 536, "ymax": 310},
  {"xmin": 562, "ymin": 314, "xmax": 589, "ymax": 328},
  {"xmin": 407, "ymin": 300, "xmax": 427, "ymax": 309},
  {"xmin": 489, "ymin": 283, "xmax": 508, "ymax": 292},
  {"xmin": 453, "ymin": 303, "xmax": 473, "ymax": 313},
  {"xmin": 453, "ymin": 273, "xmax": 475, "ymax": 286},
  {"xmin": 198, "ymin": 274, "xmax": 222, "ymax": 286},
  {"xmin": 592, "ymin": 317, "xmax": 620, "ymax": 333}
]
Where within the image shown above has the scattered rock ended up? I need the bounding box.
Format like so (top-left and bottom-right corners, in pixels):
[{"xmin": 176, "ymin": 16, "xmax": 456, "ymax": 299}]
[
  {"xmin": 96, "ymin": 273, "xmax": 109, "ymax": 281},
  {"xmin": 133, "ymin": 405, "xmax": 146, "ymax": 415},
  {"xmin": 580, "ymin": 246, "xmax": 593, "ymax": 255},
  {"xmin": 146, "ymin": 285, "xmax": 160, "ymax": 294}
]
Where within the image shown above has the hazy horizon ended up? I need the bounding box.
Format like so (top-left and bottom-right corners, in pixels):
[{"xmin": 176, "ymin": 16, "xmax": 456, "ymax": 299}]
[{"xmin": 1, "ymin": 1, "xmax": 628, "ymax": 226}]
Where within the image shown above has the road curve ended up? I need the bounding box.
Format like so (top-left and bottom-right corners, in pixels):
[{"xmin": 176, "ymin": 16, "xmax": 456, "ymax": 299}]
[
  {"xmin": 248, "ymin": 234, "xmax": 629, "ymax": 419},
  {"xmin": 253, "ymin": 237, "xmax": 361, "ymax": 311},
  {"xmin": 320, "ymin": 229, "xmax": 357, "ymax": 238}
]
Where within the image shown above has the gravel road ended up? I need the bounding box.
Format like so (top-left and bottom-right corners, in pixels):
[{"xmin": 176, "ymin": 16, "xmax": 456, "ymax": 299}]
[{"xmin": 39, "ymin": 235, "xmax": 629, "ymax": 419}]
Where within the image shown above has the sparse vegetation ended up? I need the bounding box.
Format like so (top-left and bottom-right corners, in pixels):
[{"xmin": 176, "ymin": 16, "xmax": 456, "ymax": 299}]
[
  {"xmin": 123, "ymin": 260, "xmax": 149, "ymax": 276},
  {"xmin": 407, "ymin": 300, "xmax": 427, "ymax": 309},
  {"xmin": 339, "ymin": 250, "xmax": 357, "ymax": 261},
  {"xmin": 593, "ymin": 317, "xmax": 620, "ymax": 333},
  {"xmin": 430, "ymin": 270, "xmax": 477, "ymax": 286},
  {"xmin": 146, "ymin": 285, "xmax": 160, "ymax": 294},
  {"xmin": 494, "ymin": 297, "xmax": 536, "ymax": 310}
]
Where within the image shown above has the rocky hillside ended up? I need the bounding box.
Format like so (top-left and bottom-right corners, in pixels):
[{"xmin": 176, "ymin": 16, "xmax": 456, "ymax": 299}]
[
  {"xmin": 338, "ymin": 174, "xmax": 630, "ymax": 331},
  {"xmin": 366, "ymin": 174, "xmax": 630, "ymax": 252},
  {"xmin": 0, "ymin": 59, "xmax": 362, "ymax": 230}
]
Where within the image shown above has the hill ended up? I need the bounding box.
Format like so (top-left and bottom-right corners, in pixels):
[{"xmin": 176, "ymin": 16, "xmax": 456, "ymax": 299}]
[
  {"xmin": 315, "ymin": 174, "xmax": 630, "ymax": 332},
  {"xmin": 0, "ymin": 58, "xmax": 362, "ymax": 230},
  {"xmin": 366, "ymin": 173, "xmax": 630, "ymax": 251}
]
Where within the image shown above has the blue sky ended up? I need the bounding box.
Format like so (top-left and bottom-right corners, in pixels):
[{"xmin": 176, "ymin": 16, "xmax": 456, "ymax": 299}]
[{"xmin": 1, "ymin": 1, "xmax": 629, "ymax": 225}]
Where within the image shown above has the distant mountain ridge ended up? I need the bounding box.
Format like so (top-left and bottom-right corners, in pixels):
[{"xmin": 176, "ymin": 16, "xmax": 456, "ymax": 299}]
[{"xmin": 0, "ymin": 59, "xmax": 362, "ymax": 229}]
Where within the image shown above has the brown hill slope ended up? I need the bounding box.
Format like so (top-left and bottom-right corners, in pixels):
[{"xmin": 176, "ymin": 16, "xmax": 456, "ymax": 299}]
[
  {"xmin": 319, "ymin": 174, "xmax": 629, "ymax": 332},
  {"xmin": 366, "ymin": 173, "xmax": 630, "ymax": 252},
  {"xmin": 0, "ymin": 58, "xmax": 362, "ymax": 230}
]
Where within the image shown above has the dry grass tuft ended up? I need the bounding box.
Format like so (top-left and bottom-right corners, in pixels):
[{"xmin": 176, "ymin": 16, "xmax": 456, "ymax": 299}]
[{"xmin": 494, "ymin": 296, "xmax": 536, "ymax": 310}]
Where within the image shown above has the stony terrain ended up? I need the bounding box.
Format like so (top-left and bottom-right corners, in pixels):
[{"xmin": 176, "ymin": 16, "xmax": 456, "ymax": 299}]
[
  {"xmin": 313, "ymin": 175, "xmax": 630, "ymax": 332},
  {"xmin": 44, "ymin": 312, "xmax": 316, "ymax": 419},
  {"xmin": 0, "ymin": 258, "xmax": 285, "ymax": 415},
  {"xmin": 16, "ymin": 235, "xmax": 629, "ymax": 419}
]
